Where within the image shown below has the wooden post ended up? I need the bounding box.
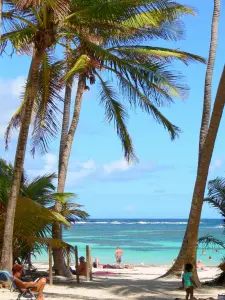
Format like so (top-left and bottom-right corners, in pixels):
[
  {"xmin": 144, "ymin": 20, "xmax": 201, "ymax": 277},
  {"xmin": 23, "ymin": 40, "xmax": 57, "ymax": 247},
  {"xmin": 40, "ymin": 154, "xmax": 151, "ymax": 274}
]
[
  {"xmin": 89, "ymin": 254, "xmax": 93, "ymax": 281},
  {"xmin": 48, "ymin": 245, "xmax": 53, "ymax": 286},
  {"xmin": 74, "ymin": 246, "xmax": 80, "ymax": 283},
  {"xmin": 86, "ymin": 246, "xmax": 90, "ymax": 281}
]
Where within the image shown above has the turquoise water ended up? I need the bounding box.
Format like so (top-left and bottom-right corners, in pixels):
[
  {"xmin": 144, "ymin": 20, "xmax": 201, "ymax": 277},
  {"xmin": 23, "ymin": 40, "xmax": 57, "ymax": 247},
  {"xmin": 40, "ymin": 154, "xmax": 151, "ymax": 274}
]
[{"xmin": 35, "ymin": 219, "xmax": 225, "ymax": 266}]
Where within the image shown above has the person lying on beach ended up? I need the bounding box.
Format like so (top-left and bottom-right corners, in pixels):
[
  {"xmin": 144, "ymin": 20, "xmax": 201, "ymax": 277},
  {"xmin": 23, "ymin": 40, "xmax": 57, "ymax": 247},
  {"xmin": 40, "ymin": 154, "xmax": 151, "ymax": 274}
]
[
  {"xmin": 115, "ymin": 247, "xmax": 123, "ymax": 264},
  {"xmin": 103, "ymin": 264, "xmax": 133, "ymax": 269},
  {"xmin": 182, "ymin": 263, "xmax": 198, "ymax": 300},
  {"xmin": 12, "ymin": 264, "xmax": 46, "ymax": 300},
  {"xmin": 70, "ymin": 256, "xmax": 87, "ymax": 276},
  {"xmin": 196, "ymin": 260, "xmax": 206, "ymax": 271}
]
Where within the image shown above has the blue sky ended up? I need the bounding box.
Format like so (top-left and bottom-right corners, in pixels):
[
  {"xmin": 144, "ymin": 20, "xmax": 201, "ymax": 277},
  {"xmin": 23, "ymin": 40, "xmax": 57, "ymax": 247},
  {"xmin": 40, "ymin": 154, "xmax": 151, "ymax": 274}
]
[{"xmin": 0, "ymin": 0, "xmax": 225, "ymax": 219}]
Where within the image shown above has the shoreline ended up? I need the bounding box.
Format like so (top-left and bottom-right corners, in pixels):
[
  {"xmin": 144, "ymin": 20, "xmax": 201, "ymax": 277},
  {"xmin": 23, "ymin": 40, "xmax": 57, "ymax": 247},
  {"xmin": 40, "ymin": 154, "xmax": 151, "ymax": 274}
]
[{"xmin": 33, "ymin": 260, "xmax": 220, "ymax": 268}]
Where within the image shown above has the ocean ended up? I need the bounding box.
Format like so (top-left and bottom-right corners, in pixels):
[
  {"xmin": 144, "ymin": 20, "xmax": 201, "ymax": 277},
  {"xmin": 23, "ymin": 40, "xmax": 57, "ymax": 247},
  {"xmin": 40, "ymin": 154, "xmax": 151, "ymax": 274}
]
[{"xmin": 35, "ymin": 219, "xmax": 225, "ymax": 266}]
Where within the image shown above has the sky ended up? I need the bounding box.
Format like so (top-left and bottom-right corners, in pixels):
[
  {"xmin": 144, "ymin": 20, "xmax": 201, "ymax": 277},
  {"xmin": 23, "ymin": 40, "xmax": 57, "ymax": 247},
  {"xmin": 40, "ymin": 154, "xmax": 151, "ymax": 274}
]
[{"xmin": 0, "ymin": 0, "xmax": 225, "ymax": 219}]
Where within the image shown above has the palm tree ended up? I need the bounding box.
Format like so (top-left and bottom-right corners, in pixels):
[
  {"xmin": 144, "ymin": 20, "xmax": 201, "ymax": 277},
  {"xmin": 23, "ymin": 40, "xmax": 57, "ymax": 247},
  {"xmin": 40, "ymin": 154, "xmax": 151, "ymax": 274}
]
[
  {"xmin": 1, "ymin": 0, "xmax": 127, "ymax": 272},
  {"xmin": 55, "ymin": 3, "xmax": 205, "ymax": 273},
  {"xmin": 0, "ymin": 159, "xmax": 88, "ymax": 266},
  {"xmin": 0, "ymin": 1, "xmax": 64, "ymax": 271},
  {"xmin": 1, "ymin": 0, "xmax": 94, "ymax": 271},
  {"xmin": 4, "ymin": 0, "xmax": 205, "ymax": 275},
  {"xmin": 199, "ymin": 0, "xmax": 221, "ymax": 157},
  {"xmin": 163, "ymin": 65, "xmax": 225, "ymax": 282},
  {"xmin": 164, "ymin": 0, "xmax": 221, "ymax": 279},
  {"xmin": 26, "ymin": 1, "xmax": 205, "ymax": 275}
]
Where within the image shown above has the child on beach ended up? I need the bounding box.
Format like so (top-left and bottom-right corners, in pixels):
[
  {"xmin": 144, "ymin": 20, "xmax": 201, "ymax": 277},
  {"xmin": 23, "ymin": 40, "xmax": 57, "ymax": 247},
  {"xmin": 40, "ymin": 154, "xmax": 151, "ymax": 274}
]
[{"xmin": 182, "ymin": 263, "xmax": 198, "ymax": 300}]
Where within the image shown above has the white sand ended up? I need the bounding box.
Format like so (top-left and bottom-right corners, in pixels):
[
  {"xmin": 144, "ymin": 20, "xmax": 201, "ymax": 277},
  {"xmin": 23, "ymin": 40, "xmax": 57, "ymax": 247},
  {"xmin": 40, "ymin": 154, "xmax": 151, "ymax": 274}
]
[{"xmin": 0, "ymin": 263, "xmax": 224, "ymax": 300}]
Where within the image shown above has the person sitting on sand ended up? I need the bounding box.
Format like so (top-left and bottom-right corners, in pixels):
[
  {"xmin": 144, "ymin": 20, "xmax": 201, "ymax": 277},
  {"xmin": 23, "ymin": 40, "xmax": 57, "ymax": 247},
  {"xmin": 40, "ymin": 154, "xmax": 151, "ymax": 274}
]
[
  {"xmin": 12, "ymin": 264, "xmax": 46, "ymax": 300},
  {"xmin": 115, "ymin": 247, "xmax": 123, "ymax": 264},
  {"xmin": 78, "ymin": 256, "xmax": 87, "ymax": 275},
  {"xmin": 71, "ymin": 256, "xmax": 87, "ymax": 275}
]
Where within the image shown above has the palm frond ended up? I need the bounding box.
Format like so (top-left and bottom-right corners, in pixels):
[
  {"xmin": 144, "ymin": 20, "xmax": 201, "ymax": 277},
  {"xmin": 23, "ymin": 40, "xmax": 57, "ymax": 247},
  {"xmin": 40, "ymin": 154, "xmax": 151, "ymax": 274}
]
[
  {"xmin": 16, "ymin": 0, "xmax": 70, "ymax": 18},
  {"xmin": 122, "ymin": 3, "xmax": 195, "ymax": 28},
  {"xmin": 204, "ymin": 177, "xmax": 225, "ymax": 218},
  {"xmin": 22, "ymin": 173, "xmax": 56, "ymax": 203},
  {"xmin": 198, "ymin": 235, "xmax": 225, "ymax": 250},
  {"xmin": 110, "ymin": 46, "xmax": 206, "ymax": 64},
  {"xmin": 5, "ymin": 99, "xmax": 26, "ymax": 149},
  {"xmin": 64, "ymin": 54, "xmax": 90, "ymax": 81},
  {"xmin": 31, "ymin": 53, "xmax": 64, "ymax": 156},
  {"xmin": 113, "ymin": 69, "xmax": 180, "ymax": 139},
  {"xmin": 96, "ymin": 73, "xmax": 136, "ymax": 162}
]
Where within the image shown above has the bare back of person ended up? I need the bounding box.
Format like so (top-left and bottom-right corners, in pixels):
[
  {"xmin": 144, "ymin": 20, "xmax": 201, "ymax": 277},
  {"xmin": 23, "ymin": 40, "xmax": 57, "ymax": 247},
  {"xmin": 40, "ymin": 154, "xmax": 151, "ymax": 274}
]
[{"xmin": 115, "ymin": 247, "xmax": 123, "ymax": 263}]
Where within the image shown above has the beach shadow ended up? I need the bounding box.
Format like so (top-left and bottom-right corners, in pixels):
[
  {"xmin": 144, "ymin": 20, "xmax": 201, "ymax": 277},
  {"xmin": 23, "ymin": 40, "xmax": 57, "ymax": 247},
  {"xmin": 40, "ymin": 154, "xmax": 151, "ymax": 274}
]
[{"xmin": 44, "ymin": 275, "xmax": 223, "ymax": 300}]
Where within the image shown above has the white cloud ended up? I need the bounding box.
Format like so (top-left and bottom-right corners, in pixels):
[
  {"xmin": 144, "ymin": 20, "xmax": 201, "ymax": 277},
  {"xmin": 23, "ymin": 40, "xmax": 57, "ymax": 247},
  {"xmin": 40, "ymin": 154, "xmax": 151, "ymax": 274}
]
[
  {"xmin": 123, "ymin": 205, "xmax": 136, "ymax": 212},
  {"xmin": 27, "ymin": 155, "xmax": 170, "ymax": 187},
  {"xmin": 0, "ymin": 76, "xmax": 26, "ymax": 97},
  {"xmin": 43, "ymin": 153, "xmax": 58, "ymax": 173},
  {"xmin": 103, "ymin": 158, "xmax": 133, "ymax": 174},
  {"xmin": 210, "ymin": 158, "xmax": 223, "ymax": 172},
  {"xmin": 80, "ymin": 159, "xmax": 96, "ymax": 170},
  {"xmin": 27, "ymin": 153, "xmax": 58, "ymax": 178}
]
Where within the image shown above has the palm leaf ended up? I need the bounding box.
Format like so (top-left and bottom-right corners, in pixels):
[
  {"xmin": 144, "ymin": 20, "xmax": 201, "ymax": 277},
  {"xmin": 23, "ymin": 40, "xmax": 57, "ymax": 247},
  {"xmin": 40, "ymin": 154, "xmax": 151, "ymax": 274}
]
[
  {"xmin": 96, "ymin": 73, "xmax": 136, "ymax": 162},
  {"xmin": 110, "ymin": 46, "xmax": 206, "ymax": 64},
  {"xmin": 64, "ymin": 54, "xmax": 90, "ymax": 81},
  {"xmin": 31, "ymin": 53, "xmax": 64, "ymax": 156},
  {"xmin": 204, "ymin": 177, "xmax": 225, "ymax": 218},
  {"xmin": 198, "ymin": 235, "xmax": 225, "ymax": 250}
]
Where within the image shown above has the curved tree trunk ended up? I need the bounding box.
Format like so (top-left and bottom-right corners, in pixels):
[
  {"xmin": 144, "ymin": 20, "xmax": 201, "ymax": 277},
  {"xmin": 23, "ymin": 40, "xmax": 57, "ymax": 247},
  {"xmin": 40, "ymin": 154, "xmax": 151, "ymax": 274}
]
[
  {"xmin": 163, "ymin": 0, "xmax": 221, "ymax": 280},
  {"xmin": 0, "ymin": 49, "xmax": 44, "ymax": 271},
  {"xmin": 0, "ymin": 0, "xmax": 2, "ymax": 39},
  {"xmin": 52, "ymin": 80, "xmax": 73, "ymax": 277},
  {"xmin": 59, "ymin": 80, "xmax": 72, "ymax": 171},
  {"xmin": 58, "ymin": 75, "xmax": 86, "ymax": 192},
  {"xmin": 52, "ymin": 75, "xmax": 85, "ymax": 276},
  {"xmin": 199, "ymin": 0, "xmax": 220, "ymax": 157},
  {"xmin": 163, "ymin": 66, "xmax": 225, "ymax": 282}
]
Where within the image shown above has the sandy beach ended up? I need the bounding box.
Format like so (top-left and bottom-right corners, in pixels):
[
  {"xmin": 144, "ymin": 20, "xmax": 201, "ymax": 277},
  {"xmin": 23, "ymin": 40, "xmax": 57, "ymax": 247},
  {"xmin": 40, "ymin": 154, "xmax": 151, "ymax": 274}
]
[{"xmin": 0, "ymin": 263, "xmax": 224, "ymax": 300}]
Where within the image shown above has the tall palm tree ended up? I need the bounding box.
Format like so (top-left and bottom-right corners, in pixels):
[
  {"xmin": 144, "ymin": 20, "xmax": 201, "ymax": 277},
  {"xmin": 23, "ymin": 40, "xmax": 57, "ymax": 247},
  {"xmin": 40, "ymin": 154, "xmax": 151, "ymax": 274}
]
[
  {"xmin": 2, "ymin": 0, "xmax": 193, "ymax": 275},
  {"xmin": 199, "ymin": 0, "xmax": 221, "ymax": 157},
  {"xmin": 164, "ymin": 0, "xmax": 221, "ymax": 280},
  {"xmin": 0, "ymin": 0, "xmax": 2, "ymax": 38},
  {"xmin": 55, "ymin": 2, "xmax": 204, "ymax": 266},
  {"xmin": 26, "ymin": 1, "xmax": 205, "ymax": 275},
  {"xmin": 0, "ymin": 0, "xmax": 83, "ymax": 271},
  {"xmin": 163, "ymin": 66, "xmax": 225, "ymax": 282},
  {"xmin": 0, "ymin": 1, "xmax": 64, "ymax": 271},
  {"xmin": 4, "ymin": 0, "xmax": 205, "ymax": 276}
]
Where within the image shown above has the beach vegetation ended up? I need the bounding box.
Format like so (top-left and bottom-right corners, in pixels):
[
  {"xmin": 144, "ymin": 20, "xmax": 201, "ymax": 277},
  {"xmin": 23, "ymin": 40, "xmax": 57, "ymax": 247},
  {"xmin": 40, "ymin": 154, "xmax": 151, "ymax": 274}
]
[{"xmin": 0, "ymin": 158, "xmax": 87, "ymax": 266}]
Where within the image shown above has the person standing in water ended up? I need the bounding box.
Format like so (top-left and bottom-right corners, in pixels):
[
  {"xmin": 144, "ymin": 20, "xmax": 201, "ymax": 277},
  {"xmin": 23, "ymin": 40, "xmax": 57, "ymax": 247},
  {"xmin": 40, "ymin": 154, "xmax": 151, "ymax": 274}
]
[{"xmin": 115, "ymin": 247, "xmax": 123, "ymax": 264}]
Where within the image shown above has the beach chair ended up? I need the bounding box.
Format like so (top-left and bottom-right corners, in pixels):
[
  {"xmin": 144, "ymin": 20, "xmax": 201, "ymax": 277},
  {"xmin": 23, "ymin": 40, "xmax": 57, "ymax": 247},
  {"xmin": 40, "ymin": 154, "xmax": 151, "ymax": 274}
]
[{"xmin": 0, "ymin": 270, "xmax": 39, "ymax": 300}]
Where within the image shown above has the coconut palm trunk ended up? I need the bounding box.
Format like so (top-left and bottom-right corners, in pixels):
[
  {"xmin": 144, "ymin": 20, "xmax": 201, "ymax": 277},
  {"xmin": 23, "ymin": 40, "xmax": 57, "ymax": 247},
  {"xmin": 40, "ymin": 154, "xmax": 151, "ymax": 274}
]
[
  {"xmin": 199, "ymin": 0, "xmax": 220, "ymax": 156},
  {"xmin": 163, "ymin": 65, "xmax": 225, "ymax": 281},
  {"xmin": 52, "ymin": 75, "xmax": 86, "ymax": 276},
  {"xmin": 0, "ymin": 49, "xmax": 45, "ymax": 271},
  {"xmin": 163, "ymin": 0, "xmax": 221, "ymax": 279},
  {"xmin": 0, "ymin": 0, "xmax": 2, "ymax": 39},
  {"xmin": 59, "ymin": 81, "xmax": 72, "ymax": 170}
]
